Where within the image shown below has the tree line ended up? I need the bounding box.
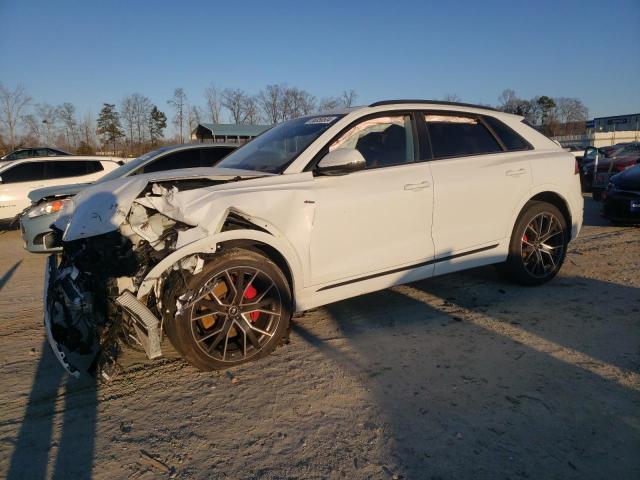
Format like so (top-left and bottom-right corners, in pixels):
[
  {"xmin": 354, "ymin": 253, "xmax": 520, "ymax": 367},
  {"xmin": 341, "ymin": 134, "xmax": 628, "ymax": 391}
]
[
  {"xmin": 0, "ymin": 82, "xmax": 588, "ymax": 157},
  {"xmin": 496, "ymin": 89, "xmax": 589, "ymax": 136},
  {"xmin": 0, "ymin": 83, "xmax": 359, "ymax": 157}
]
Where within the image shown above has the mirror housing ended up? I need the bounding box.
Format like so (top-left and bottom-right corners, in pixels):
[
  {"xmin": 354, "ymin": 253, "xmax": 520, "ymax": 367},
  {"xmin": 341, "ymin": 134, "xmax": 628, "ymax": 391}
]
[{"xmin": 316, "ymin": 148, "xmax": 366, "ymax": 176}]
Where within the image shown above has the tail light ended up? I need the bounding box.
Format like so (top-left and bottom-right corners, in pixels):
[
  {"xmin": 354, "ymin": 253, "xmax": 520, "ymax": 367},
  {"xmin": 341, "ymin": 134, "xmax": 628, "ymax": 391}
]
[{"xmin": 574, "ymin": 159, "xmax": 579, "ymax": 175}]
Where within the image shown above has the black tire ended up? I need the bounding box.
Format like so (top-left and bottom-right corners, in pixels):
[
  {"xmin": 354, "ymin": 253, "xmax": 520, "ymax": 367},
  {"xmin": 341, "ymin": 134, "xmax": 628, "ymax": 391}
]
[
  {"xmin": 592, "ymin": 191, "xmax": 603, "ymax": 201},
  {"xmin": 498, "ymin": 201, "xmax": 568, "ymax": 286},
  {"xmin": 163, "ymin": 248, "xmax": 292, "ymax": 371}
]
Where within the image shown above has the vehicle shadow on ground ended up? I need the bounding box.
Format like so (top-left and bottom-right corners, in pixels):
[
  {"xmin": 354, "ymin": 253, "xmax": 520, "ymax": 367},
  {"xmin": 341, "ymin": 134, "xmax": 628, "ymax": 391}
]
[
  {"xmin": 0, "ymin": 261, "xmax": 21, "ymax": 293},
  {"xmin": 6, "ymin": 341, "xmax": 97, "ymax": 480},
  {"xmin": 293, "ymin": 268, "xmax": 640, "ymax": 479}
]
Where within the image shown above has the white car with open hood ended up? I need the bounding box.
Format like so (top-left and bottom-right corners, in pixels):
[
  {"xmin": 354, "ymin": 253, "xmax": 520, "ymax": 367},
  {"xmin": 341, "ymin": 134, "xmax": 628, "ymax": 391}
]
[{"xmin": 43, "ymin": 100, "xmax": 584, "ymax": 379}]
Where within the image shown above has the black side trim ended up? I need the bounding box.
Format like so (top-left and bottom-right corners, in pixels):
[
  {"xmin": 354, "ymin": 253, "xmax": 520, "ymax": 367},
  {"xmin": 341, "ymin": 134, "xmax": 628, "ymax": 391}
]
[{"xmin": 317, "ymin": 244, "xmax": 499, "ymax": 291}]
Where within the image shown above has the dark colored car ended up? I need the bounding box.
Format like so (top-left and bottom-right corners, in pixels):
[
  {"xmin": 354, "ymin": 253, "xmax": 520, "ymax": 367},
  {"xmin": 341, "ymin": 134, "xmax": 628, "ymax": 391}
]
[
  {"xmin": 603, "ymin": 164, "xmax": 640, "ymax": 224},
  {"xmin": 1, "ymin": 147, "xmax": 71, "ymax": 161},
  {"xmin": 582, "ymin": 143, "xmax": 640, "ymax": 198}
]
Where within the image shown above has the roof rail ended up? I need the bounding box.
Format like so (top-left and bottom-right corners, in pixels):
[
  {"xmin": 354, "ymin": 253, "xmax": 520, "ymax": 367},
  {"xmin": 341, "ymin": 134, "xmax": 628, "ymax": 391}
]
[{"xmin": 368, "ymin": 99, "xmax": 500, "ymax": 112}]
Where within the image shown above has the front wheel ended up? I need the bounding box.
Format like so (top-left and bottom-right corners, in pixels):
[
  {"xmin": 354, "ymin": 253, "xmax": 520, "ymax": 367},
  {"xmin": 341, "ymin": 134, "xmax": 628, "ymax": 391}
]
[
  {"xmin": 498, "ymin": 201, "xmax": 568, "ymax": 286},
  {"xmin": 164, "ymin": 248, "xmax": 292, "ymax": 371}
]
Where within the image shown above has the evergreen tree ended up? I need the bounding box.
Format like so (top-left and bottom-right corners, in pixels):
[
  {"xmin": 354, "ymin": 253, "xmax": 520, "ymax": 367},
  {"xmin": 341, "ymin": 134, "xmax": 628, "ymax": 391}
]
[
  {"xmin": 96, "ymin": 103, "xmax": 124, "ymax": 153},
  {"xmin": 149, "ymin": 105, "xmax": 167, "ymax": 145}
]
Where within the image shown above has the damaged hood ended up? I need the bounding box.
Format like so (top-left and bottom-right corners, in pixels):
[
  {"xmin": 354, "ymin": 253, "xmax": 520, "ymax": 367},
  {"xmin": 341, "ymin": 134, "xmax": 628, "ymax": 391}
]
[{"xmin": 55, "ymin": 167, "xmax": 274, "ymax": 241}]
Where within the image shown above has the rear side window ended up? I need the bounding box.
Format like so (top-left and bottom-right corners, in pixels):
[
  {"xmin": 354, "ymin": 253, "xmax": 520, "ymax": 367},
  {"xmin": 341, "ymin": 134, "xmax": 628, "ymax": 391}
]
[
  {"xmin": 483, "ymin": 116, "xmax": 531, "ymax": 151},
  {"xmin": 49, "ymin": 161, "xmax": 98, "ymax": 178},
  {"xmin": 87, "ymin": 161, "xmax": 104, "ymax": 173},
  {"xmin": 142, "ymin": 149, "xmax": 202, "ymax": 174},
  {"xmin": 425, "ymin": 114, "xmax": 502, "ymax": 158},
  {"xmin": 1, "ymin": 162, "xmax": 46, "ymax": 183},
  {"xmin": 201, "ymin": 147, "xmax": 235, "ymax": 166}
]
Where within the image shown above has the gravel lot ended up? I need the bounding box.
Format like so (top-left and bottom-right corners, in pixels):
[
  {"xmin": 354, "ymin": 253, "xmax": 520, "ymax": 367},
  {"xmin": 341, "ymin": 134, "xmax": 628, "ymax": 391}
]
[{"xmin": 0, "ymin": 196, "xmax": 638, "ymax": 480}]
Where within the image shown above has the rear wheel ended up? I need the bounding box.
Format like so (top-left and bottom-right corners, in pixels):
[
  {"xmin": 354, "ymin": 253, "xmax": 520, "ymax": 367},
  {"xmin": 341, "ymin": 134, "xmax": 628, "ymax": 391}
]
[
  {"xmin": 499, "ymin": 201, "xmax": 568, "ymax": 286},
  {"xmin": 164, "ymin": 248, "xmax": 291, "ymax": 370}
]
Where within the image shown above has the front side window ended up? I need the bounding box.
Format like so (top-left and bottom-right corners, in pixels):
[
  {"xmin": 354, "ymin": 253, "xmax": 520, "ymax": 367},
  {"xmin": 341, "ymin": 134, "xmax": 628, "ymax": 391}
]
[
  {"xmin": 329, "ymin": 115, "xmax": 415, "ymax": 168},
  {"xmin": 201, "ymin": 146, "xmax": 235, "ymax": 166},
  {"xmin": 217, "ymin": 114, "xmax": 343, "ymax": 173},
  {"xmin": 425, "ymin": 114, "xmax": 502, "ymax": 158},
  {"xmin": 0, "ymin": 162, "xmax": 46, "ymax": 183},
  {"xmin": 50, "ymin": 161, "xmax": 94, "ymax": 178}
]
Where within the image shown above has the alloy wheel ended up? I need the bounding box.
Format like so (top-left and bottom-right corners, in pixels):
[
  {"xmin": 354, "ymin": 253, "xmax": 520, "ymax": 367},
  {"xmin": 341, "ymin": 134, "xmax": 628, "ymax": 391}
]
[
  {"xmin": 520, "ymin": 212, "xmax": 565, "ymax": 278},
  {"xmin": 186, "ymin": 266, "xmax": 282, "ymax": 363}
]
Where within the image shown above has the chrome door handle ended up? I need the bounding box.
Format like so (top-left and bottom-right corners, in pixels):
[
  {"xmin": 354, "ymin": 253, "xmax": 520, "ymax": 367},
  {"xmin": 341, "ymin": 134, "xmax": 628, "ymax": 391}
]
[
  {"xmin": 506, "ymin": 168, "xmax": 526, "ymax": 177},
  {"xmin": 404, "ymin": 180, "xmax": 431, "ymax": 190}
]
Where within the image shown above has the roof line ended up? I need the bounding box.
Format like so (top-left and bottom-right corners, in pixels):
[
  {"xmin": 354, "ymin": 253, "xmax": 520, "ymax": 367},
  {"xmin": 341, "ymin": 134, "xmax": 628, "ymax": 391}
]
[{"xmin": 368, "ymin": 99, "xmax": 500, "ymax": 112}]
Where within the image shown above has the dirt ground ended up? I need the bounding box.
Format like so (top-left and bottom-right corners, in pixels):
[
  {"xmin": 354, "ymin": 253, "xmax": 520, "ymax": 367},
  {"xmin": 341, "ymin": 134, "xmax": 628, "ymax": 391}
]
[{"xmin": 0, "ymin": 196, "xmax": 638, "ymax": 480}]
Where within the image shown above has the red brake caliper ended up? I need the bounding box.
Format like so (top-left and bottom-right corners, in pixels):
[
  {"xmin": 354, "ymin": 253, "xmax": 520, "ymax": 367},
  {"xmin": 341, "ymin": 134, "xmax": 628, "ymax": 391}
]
[{"xmin": 244, "ymin": 284, "xmax": 259, "ymax": 321}]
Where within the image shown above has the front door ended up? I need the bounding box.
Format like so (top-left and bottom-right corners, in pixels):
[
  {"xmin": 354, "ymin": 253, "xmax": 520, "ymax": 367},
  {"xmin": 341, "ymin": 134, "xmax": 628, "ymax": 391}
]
[{"xmin": 309, "ymin": 113, "xmax": 435, "ymax": 286}]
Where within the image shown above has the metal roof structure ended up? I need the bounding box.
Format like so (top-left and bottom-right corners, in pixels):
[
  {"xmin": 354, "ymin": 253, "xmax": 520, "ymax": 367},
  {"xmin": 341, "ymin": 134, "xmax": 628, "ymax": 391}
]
[{"xmin": 192, "ymin": 123, "xmax": 271, "ymax": 142}]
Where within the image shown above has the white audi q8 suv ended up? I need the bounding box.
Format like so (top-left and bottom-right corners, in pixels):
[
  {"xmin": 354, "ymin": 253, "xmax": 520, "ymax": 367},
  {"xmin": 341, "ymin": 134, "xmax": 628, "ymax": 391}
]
[{"xmin": 43, "ymin": 100, "xmax": 583, "ymax": 378}]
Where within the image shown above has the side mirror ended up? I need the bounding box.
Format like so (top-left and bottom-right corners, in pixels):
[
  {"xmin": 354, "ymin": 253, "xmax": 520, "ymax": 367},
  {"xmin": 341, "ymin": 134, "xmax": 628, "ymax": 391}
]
[{"xmin": 316, "ymin": 148, "xmax": 366, "ymax": 176}]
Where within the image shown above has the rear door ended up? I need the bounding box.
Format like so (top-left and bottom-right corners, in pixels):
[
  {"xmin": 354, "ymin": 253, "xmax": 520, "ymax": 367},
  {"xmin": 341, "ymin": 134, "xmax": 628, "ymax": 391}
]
[
  {"xmin": 0, "ymin": 161, "xmax": 47, "ymax": 219},
  {"xmin": 47, "ymin": 160, "xmax": 105, "ymax": 185},
  {"xmin": 425, "ymin": 112, "xmax": 532, "ymax": 268}
]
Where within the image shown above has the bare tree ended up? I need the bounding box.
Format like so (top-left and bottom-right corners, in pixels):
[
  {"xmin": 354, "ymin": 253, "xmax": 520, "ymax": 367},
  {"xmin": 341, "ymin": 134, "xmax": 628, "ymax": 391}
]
[
  {"xmin": 497, "ymin": 89, "xmax": 517, "ymax": 111},
  {"xmin": 204, "ymin": 84, "xmax": 222, "ymax": 124},
  {"xmin": 341, "ymin": 89, "xmax": 358, "ymax": 107},
  {"xmin": 167, "ymin": 88, "xmax": 187, "ymax": 143},
  {"xmin": 23, "ymin": 114, "xmax": 42, "ymax": 142},
  {"xmin": 0, "ymin": 83, "xmax": 31, "ymax": 149},
  {"xmin": 121, "ymin": 95, "xmax": 136, "ymax": 150},
  {"xmin": 257, "ymin": 84, "xmax": 284, "ymax": 124},
  {"xmin": 242, "ymin": 95, "xmax": 261, "ymax": 125},
  {"xmin": 318, "ymin": 96, "xmax": 342, "ymax": 111},
  {"xmin": 221, "ymin": 88, "xmax": 248, "ymax": 124},
  {"xmin": 443, "ymin": 93, "xmax": 461, "ymax": 102},
  {"xmin": 58, "ymin": 102, "xmax": 79, "ymax": 150},
  {"xmin": 132, "ymin": 94, "xmax": 152, "ymax": 145},
  {"xmin": 35, "ymin": 103, "xmax": 59, "ymax": 145},
  {"xmin": 79, "ymin": 111, "xmax": 96, "ymax": 150},
  {"xmin": 282, "ymin": 87, "xmax": 315, "ymax": 120},
  {"xmin": 188, "ymin": 105, "xmax": 203, "ymax": 134}
]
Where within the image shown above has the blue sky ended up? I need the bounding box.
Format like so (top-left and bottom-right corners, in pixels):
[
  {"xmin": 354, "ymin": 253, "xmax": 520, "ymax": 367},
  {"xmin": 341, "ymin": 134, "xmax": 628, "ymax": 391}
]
[{"xmin": 1, "ymin": 0, "xmax": 638, "ymax": 123}]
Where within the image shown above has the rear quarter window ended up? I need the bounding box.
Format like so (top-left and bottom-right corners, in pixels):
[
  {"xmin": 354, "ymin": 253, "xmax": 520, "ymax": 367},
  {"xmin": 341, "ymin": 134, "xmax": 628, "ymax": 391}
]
[{"xmin": 483, "ymin": 116, "xmax": 532, "ymax": 151}]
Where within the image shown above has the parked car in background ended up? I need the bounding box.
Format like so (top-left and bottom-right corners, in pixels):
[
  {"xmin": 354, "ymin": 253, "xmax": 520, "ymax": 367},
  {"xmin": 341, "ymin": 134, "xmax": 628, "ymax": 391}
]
[
  {"xmin": 0, "ymin": 156, "xmax": 123, "ymax": 225},
  {"xmin": 1, "ymin": 147, "xmax": 71, "ymax": 161},
  {"xmin": 20, "ymin": 143, "xmax": 237, "ymax": 251},
  {"xmin": 603, "ymin": 164, "xmax": 640, "ymax": 224},
  {"xmin": 563, "ymin": 144, "xmax": 585, "ymax": 159},
  {"xmin": 41, "ymin": 100, "xmax": 583, "ymax": 378},
  {"xmin": 587, "ymin": 142, "xmax": 640, "ymax": 199}
]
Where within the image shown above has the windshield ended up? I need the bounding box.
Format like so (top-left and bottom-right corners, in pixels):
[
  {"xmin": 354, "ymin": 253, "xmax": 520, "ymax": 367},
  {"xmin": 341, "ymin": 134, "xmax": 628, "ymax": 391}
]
[
  {"xmin": 97, "ymin": 146, "xmax": 174, "ymax": 183},
  {"xmin": 217, "ymin": 114, "xmax": 344, "ymax": 173}
]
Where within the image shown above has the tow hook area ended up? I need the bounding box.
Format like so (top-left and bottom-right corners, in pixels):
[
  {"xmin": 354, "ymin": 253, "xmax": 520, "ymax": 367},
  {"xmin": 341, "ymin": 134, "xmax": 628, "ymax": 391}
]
[{"xmin": 115, "ymin": 291, "xmax": 162, "ymax": 360}]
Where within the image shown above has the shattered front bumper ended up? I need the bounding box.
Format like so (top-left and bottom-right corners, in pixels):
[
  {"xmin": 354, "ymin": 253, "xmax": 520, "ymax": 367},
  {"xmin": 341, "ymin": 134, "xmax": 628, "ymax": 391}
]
[
  {"xmin": 44, "ymin": 254, "xmax": 164, "ymax": 378},
  {"xmin": 44, "ymin": 255, "xmax": 81, "ymax": 377}
]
